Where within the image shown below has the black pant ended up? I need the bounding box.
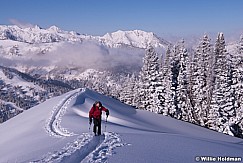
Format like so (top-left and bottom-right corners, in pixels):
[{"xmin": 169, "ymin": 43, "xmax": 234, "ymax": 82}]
[{"xmin": 93, "ymin": 118, "xmax": 101, "ymax": 135}]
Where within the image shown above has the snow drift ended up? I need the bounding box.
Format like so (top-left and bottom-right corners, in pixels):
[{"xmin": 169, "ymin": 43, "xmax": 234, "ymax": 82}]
[{"xmin": 0, "ymin": 88, "xmax": 242, "ymax": 163}]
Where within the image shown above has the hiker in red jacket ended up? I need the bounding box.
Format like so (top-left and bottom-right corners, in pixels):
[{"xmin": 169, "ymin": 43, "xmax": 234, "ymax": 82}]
[{"xmin": 89, "ymin": 101, "xmax": 109, "ymax": 136}]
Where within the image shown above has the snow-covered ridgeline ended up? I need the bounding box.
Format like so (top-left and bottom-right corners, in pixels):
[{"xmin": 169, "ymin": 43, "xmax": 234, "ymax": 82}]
[
  {"xmin": 99, "ymin": 30, "xmax": 169, "ymax": 48},
  {"xmin": 45, "ymin": 89, "xmax": 84, "ymax": 138},
  {"xmin": 0, "ymin": 25, "xmax": 168, "ymax": 49},
  {"xmin": 0, "ymin": 25, "xmax": 83, "ymax": 43},
  {"xmin": 39, "ymin": 88, "xmax": 128, "ymax": 163}
]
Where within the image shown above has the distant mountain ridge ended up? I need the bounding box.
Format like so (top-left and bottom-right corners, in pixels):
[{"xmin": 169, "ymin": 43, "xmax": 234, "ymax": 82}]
[
  {"xmin": 0, "ymin": 25, "xmax": 170, "ymax": 49},
  {"xmin": 0, "ymin": 25, "xmax": 83, "ymax": 43},
  {"xmin": 99, "ymin": 30, "xmax": 170, "ymax": 48}
]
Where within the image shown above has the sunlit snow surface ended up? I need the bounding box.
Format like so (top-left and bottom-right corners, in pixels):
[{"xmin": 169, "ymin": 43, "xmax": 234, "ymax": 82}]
[{"xmin": 0, "ymin": 88, "xmax": 242, "ymax": 163}]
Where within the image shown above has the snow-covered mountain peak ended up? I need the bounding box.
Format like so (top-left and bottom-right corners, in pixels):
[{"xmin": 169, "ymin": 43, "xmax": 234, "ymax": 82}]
[
  {"xmin": 47, "ymin": 25, "xmax": 62, "ymax": 33},
  {"xmin": 26, "ymin": 25, "xmax": 42, "ymax": 30},
  {"xmin": 0, "ymin": 24, "xmax": 170, "ymax": 49},
  {"xmin": 101, "ymin": 29, "xmax": 169, "ymax": 48}
]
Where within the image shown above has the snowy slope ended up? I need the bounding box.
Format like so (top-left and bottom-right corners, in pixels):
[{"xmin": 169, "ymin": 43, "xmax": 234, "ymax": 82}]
[
  {"xmin": 0, "ymin": 68, "xmax": 44, "ymax": 92},
  {"xmin": 0, "ymin": 88, "xmax": 242, "ymax": 163}
]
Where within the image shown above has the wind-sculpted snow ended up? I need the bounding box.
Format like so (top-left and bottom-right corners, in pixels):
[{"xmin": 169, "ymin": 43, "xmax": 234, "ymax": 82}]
[{"xmin": 45, "ymin": 89, "xmax": 85, "ymax": 137}]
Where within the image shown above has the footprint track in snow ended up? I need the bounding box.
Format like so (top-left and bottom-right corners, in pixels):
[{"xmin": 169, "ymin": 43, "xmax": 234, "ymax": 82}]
[
  {"xmin": 31, "ymin": 132, "xmax": 128, "ymax": 163},
  {"xmin": 81, "ymin": 132, "xmax": 129, "ymax": 163},
  {"xmin": 39, "ymin": 88, "xmax": 128, "ymax": 162},
  {"xmin": 45, "ymin": 89, "xmax": 84, "ymax": 138}
]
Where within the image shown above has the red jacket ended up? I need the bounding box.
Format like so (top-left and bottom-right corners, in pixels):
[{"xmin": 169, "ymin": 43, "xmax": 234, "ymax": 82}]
[{"xmin": 89, "ymin": 106, "xmax": 108, "ymax": 120}]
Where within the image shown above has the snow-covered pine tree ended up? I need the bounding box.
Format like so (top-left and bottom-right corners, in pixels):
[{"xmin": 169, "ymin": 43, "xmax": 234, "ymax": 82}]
[
  {"xmin": 160, "ymin": 47, "xmax": 173, "ymax": 116},
  {"xmin": 107, "ymin": 74, "xmax": 124, "ymax": 99},
  {"xmin": 89, "ymin": 71, "xmax": 109, "ymax": 95},
  {"xmin": 231, "ymin": 35, "xmax": 243, "ymax": 138},
  {"xmin": 129, "ymin": 74, "xmax": 141, "ymax": 108},
  {"xmin": 189, "ymin": 48, "xmax": 199, "ymax": 123},
  {"xmin": 208, "ymin": 33, "xmax": 235, "ymax": 132},
  {"xmin": 176, "ymin": 39, "xmax": 193, "ymax": 121},
  {"xmin": 119, "ymin": 74, "xmax": 130, "ymax": 104},
  {"xmin": 222, "ymin": 43, "xmax": 240, "ymax": 136},
  {"xmin": 191, "ymin": 35, "xmax": 213, "ymax": 126},
  {"xmin": 155, "ymin": 76, "xmax": 164, "ymax": 114},
  {"xmin": 166, "ymin": 44, "xmax": 180, "ymax": 118},
  {"xmin": 133, "ymin": 77, "xmax": 143, "ymax": 109},
  {"xmin": 119, "ymin": 74, "xmax": 137, "ymax": 106},
  {"xmin": 139, "ymin": 46, "xmax": 163, "ymax": 113}
]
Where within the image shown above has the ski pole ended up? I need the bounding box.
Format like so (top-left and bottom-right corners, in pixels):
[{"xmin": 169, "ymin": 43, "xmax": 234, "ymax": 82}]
[{"xmin": 105, "ymin": 116, "xmax": 108, "ymax": 132}]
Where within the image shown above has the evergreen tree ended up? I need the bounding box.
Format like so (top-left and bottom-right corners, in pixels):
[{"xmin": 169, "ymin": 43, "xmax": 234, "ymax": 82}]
[
  {"xmin": 120, "ymin": 74, "xmax": 137, "ymax": 106},
  {"xmin": 139, "ymin": 46, "xmax": 162, "ymax": 113},
  {"xmin": 232, "ymin": 35, "xmax": 243, "ymax": 138},
  {"xmin": 166, "ymin": 44, "xmax": 180, "ymax": 117},
  {"xmin": 191, "ymin": 35, "xmax": 213, "ymax": 125},
  {"xmin": 130, "ymin": 74, "xmax": 139, "ymax": 107},
  {"xmin": 177, "ymin": 39, "xmax": 193, "ymax": 121},
  {"xmin": 208, "ymin": 33, "xmax": 235, "ymax": 132},
  {"xmin": 108, "ymin": 74, "xmax": 124, "ymax": 99},
  {"xmin": 160, "ymin": 47, "xmax": 173, "ymax": 115}
]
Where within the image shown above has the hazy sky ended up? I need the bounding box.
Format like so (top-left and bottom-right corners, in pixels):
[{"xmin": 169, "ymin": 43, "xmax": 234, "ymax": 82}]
[{"xmin": 1, "ymin": 0, "xmax": 243, "ymax": 37}]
